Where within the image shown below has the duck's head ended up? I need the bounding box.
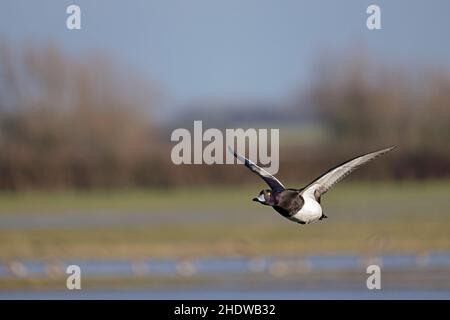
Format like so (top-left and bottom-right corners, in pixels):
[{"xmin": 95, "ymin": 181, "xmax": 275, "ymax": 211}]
[{"xmin": 253, "ymin": 189, "xmax": 275, "ymax": 206}]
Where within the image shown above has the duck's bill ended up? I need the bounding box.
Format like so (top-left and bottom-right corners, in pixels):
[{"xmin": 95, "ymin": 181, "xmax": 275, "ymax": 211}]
[{"xmin": 253, "ymin": 194, "xmax": 265, "ymax": 202}]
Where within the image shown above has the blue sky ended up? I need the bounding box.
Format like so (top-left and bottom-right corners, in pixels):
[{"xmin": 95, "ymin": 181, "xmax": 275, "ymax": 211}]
[{"xmin": 1, "ymin": 0, "xmax": 450, "ymax": 110}]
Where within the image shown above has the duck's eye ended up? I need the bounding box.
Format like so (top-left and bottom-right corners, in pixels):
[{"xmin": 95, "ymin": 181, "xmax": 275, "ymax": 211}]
[{"xmin": 267, "ymin": 191, "xmax": 271, "ymax": 196}]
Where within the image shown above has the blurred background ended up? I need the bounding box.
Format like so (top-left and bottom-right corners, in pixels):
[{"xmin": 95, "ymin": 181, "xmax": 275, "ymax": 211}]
[{"xmin": 0, "ymin": 0, "xmax": 449, "ymax": 299}]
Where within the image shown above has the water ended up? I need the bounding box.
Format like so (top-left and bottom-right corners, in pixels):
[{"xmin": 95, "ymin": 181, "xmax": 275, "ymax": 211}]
[
  {"xmin": 0, "ymin": 210, "xmax": 254, "ymax": 230},
  {"xmin": 1, "ymin": 252, "xmax": 449, "ymax": 299},
  {"xmin": 2, "ymin": 252, "xmax": 450, "ymax": 278}
]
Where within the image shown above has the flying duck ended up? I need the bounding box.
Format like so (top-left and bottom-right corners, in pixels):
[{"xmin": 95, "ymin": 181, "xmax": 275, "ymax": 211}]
[{"xmin": 230, "ymin": 146, "xmax": 394, "ymax": 225}]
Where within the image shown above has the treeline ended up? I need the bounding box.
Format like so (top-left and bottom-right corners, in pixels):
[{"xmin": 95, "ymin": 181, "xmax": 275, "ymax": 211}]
[
  {"xmin": 305, "ymin": 53, "xmax": 450, "ymax": 179},
  {"xmin": 0, "ymin": 43, "xmax": 449, "ymax": 190},
  {"xmin": 0, "ymin": 43, "xmax": 169, "ymax": 190}
]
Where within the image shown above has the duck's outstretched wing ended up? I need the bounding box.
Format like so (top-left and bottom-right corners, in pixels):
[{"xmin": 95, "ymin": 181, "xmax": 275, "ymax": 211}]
[
  {"xmin": 301, "ymin": 147, "xmax": 395, "ymax": 200},
  {"xmin": 229, "ymin": 146, "xmax": 285, "ymax": 192}
]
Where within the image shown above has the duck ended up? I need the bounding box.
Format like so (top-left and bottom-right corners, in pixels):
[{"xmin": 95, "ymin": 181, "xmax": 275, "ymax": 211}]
[{"xmin": 230, "ymin": 146, "xmax": 395, "ymax": 225}]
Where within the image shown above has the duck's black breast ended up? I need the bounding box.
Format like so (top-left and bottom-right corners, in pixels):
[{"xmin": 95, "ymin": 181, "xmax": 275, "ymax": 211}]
[{"xmin": 273, "ymin": 189, "xmax": 304, "ymax": 218}]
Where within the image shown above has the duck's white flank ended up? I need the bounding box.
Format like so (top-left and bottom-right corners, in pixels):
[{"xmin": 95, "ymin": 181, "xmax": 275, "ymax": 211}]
[{"xmin": 290, "ymin": 194, "xmax": 322, "ymax": 224}]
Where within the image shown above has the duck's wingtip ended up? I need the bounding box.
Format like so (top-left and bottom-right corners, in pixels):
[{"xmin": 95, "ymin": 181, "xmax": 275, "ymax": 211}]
[
  {"xmin": 387, "ymin": 145, "xmax": 397, "ymax": 151},
  {"xmin": 379, "ymin": 145, "xmax": 396, "ymax": 155}
]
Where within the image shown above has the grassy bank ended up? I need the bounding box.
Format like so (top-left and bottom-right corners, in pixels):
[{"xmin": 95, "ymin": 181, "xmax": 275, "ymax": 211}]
[{"xmin": 0, "ymin": 181, "xmax": 449, "ymax": 259}]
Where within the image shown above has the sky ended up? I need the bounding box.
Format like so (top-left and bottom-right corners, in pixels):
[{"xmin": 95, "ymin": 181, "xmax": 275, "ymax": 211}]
[{"xmin": 1, "ymin": 0, "xmax": 450, "ymax": 111}]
